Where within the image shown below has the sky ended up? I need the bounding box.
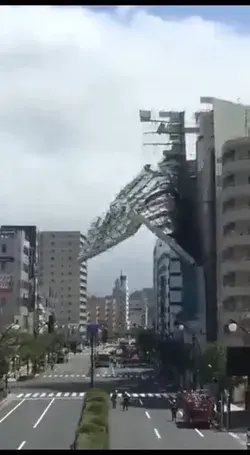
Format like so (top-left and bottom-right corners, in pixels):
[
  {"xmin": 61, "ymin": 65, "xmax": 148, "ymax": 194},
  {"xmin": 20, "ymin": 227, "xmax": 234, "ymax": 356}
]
[{"xmin": 1, "ymin": 5, "xmax": 250, "ymax": 294}]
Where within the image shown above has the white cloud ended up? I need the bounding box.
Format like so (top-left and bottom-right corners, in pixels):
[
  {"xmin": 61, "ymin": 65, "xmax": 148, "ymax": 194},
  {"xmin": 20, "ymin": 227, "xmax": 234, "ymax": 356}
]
[{"xmin": 0, "ymin": 6, "xmax": 249, "ymax": 293}]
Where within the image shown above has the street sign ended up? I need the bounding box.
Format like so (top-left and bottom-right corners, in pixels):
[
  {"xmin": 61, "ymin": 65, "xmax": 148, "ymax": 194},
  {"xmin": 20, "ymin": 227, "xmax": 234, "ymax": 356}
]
[{"xmin": 87, "ymin": 323, "xmax": 100, "ymax": 340}]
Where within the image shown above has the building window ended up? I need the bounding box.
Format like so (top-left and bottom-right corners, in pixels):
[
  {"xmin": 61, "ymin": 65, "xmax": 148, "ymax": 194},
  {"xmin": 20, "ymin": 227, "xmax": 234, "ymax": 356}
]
[
  {"xmin": 68, "ymin": 294, "xmax": 71, "ymax": 298},
  {"xmin": 61, "ymin": 273, "xmax": 64, "ymax": 276},
  {"xmin": 0, "ymin": 263, "xmax": 6, "ymax": 271},
  {"xmin": 51, "ymin": 272, "xmax": 54, "ymax": 276},
  {"xmin": 68, "ymin": 317, "xmax": 71, "ymax": 321},
  {"xmin": 61, "ymin": 264, "xmax": 64, "ymax": 267},
  {"xmin": 51, "ymin": 257, "xmax": 54, "ymax": 261},
  {"xmin": 223, "ymin": 174, "xmax": 235, "ymax": 189},
  {"xmin": 68, "ymin": 302, "xmax": 72, "ymax": 306},
  {"xmin": 1, "ymin": 244, "xmax": 6, "ymax": 253},
  {"xmin": 68, "ymin": 287, "xmax": 71, "ymax": 291},
  {"xmin": 69, "ymin": 272, "xmax": 72, "ymax": 276},
  {"xmin": 68, "ymin": 257, "xmax": 72, "ymax": 260},
  {"xmin": 51, "ymin": 242, "xmax": 55, "ymax": 246}
]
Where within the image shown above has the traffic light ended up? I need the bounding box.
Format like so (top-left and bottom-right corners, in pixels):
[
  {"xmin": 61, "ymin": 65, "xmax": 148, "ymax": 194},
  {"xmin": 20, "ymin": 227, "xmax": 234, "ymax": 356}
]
[{"xmin": 48, "ymin": 314, "xmax": 55, "ymax": 334}]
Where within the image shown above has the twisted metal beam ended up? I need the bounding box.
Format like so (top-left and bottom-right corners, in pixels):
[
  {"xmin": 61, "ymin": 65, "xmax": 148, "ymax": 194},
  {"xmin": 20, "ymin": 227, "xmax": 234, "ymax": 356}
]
[{"xmin": 79, "ymin": 151, "xmax": 195, "ymax": 265}]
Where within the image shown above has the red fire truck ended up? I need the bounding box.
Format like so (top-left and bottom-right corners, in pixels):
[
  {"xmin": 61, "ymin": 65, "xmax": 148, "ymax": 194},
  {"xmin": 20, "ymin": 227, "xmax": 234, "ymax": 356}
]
[{"xmin": 179, "ymin": 391, "xmax": 213, "ymax": 428}]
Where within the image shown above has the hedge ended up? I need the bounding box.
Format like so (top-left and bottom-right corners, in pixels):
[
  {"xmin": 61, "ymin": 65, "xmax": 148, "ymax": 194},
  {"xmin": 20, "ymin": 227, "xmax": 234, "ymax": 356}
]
[{"xmin": 73, "ymin": 388, "xmax": 109, "ymax": 450}]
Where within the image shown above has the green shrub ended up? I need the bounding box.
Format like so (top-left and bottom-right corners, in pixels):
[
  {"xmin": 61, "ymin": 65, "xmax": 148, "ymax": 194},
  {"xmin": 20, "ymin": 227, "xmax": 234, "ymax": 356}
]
[{"xmin": 74, "ymin": 389, "xmax": 109, "ymax": 450}]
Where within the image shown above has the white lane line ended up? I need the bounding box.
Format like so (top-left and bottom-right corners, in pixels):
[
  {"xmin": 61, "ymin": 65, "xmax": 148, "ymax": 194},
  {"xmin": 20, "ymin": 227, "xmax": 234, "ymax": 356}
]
[
  {"xmin": 229, "ymin": 432, "xmax": 240, "ymax": 440},
  {"xmin": 145, "ymin": 411, "xmax": 151, "ymax": 419},
  {"xmin": 48, "ymin": 393, "xmax": 54, "ymax": 397},
  {"xmin": 56, "ymin": 392, "xmax": 62, "ymax": 397},
  {"xmin": 24, "ymin": 393, "xmax": 31, "ymax": 398},
  {"xmin": 139, "ymin": 399, "xmax": 143, "ymax": 405},
  {"xmin": 64, "ymin": 392, "xmax": 70, "ymax": 397},
  {"xmin": 195, "ymin": 429, "xmax": 204, "ymax": 438},
  {"xmin": 33, "ymin": 398, "xmax": 55, "ymax": 429},
  {"xmin": 17, "ymin": 441, "xmax": 26, "ymax": 450},
  {"xmin": 40, "ymin": 393, "xmax": 46, "ymax": 398},
  {"xmin": 0, "ymin": 399, "xmax": 25, "ymax": 423},
  {"xmin": 154, "ymin": 428, "xmax": 161, "ymax": 439}
]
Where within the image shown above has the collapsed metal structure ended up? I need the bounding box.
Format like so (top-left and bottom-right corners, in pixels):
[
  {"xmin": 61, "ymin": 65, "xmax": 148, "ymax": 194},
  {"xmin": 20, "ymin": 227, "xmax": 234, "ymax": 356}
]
[{"xmin": 78, "ymin": 111, "xmax": 196, "ymax": 265}]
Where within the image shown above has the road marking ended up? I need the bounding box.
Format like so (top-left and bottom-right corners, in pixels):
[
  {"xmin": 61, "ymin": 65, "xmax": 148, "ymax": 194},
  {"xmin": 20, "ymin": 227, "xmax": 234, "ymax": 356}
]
[
  {"xmin": 72, "ymin": 393, "xmax": 77, "ymax": 397},
  {"xmin": 76, "ymin": 374, "xmax": 80, "ymax": 377},
  {"xmin": 0, "ymin": 399, "xmax": 25, "ymax": 423},
  {"xmin": 33, "ymin": 398, "xmax": 55, "ymax": 429},
  {"xmin": 195, "ymin": 429, "xmax": 204, "ymax": 438},
  {"xmin": 145, "ymin": 411, "xmax": 151, "ymax": 419},
  {"xmin": 80, "ymin": 393, "xmax": 85, "ymax": 397},
  {"xmin": 17, "ymin": 441, "xmax": 26, "ymax": 450},
  {"xmin": 48, "ymin": 393, "xmax": 54, "ymax": 397},
  {"xmin": 139, "ymin": 399, "xmax": 143, "ymax": 405},
  {"xmin": 40, "ymin": 393, "xmax": 46, "ymax": 398},
  {"xmin": 64, "ymin": 392, "xmax": 70, "ymax": 397},
  {"xmin": 56, "ymin": 392, "xmax": 62, "ymax": 397},
  {"xmin": 154, "ymin": 428, "xmax": 161, "ymax": 439},
  {"xmin": 229, "ymin": 432, "xmax": 240, "ymax": 440},
  {"xmin": 65, "ymin": 375, "xmax": 69, "ymax": 378},
  {"xmin": 32, "ymin": 393, "xmax": 40, "ymax": 398}
]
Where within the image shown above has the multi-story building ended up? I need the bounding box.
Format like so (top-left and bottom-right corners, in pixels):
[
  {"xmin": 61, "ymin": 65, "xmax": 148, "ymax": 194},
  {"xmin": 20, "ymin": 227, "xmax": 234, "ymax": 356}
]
[
  {"xmin": 0, "ymin": 229, "xmax": 32, "ymax": 331},
  {"xmin": 153, "ymin": 240, "xmax": 183, "ymax": 337},
  {"xmin": 129, "ymin": 299, "xmax": 147, "ymax": 329},
  {"xmin": 2, "ymin": 225, "xmax": 39, "ymax": 333},
  {"xmin": 112, "ymin": 273, "xmax": 129, "ymax": 336},
  {"xmin": 38, "ymin": 231, "xmax": 87, "ymax": 336},
  {"xmin": 220, "ymin": 137, "xmax": 250, "ymax": 345},
  {"xmin": 195, "ymin": 97, "xmax": 250, "ymax": 345}
]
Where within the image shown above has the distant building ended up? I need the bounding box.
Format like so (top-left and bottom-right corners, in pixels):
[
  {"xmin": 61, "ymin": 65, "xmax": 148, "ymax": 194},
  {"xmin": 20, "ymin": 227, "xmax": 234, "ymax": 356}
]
[
  {"xmin": 129, "ymin": 299, "xmax": 147, "ymax": 328},
  {"xmin": 113, "ymin": 273, "xmax": 130, "ymax": 336},
  {"xmin": 0, "ymin": 229, "xmax": 32, "ymax": 332},
  {"xmin": 38, "ymin": 231, "xmax": 87, "ymax": 335}
]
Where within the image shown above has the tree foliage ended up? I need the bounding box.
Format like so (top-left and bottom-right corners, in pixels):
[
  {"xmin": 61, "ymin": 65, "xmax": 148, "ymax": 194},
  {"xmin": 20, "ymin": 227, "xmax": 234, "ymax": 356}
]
[{"xmin": 199, "ymin": 342, "xmax": 244, "ymax": 390}]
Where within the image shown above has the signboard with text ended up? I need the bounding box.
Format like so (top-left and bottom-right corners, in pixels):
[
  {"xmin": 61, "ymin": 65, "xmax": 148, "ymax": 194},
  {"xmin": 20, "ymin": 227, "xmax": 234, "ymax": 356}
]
[{"xmin": 0, "ymin": 275, "xmax": 13, "ymax": 293}]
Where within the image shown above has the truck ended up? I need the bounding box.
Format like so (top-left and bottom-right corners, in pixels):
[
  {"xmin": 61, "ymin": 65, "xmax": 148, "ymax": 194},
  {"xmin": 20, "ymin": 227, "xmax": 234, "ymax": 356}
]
[{"xmin": 179, "ymin": 391, "xmax": 213, "ymax": 428}]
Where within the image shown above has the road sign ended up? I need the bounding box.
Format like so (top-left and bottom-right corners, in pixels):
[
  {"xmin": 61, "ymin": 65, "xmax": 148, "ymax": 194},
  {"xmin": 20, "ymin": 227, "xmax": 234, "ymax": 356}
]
[{"xmin": 87, "ymin": 323, "xmax": 100, "ymax": 340}]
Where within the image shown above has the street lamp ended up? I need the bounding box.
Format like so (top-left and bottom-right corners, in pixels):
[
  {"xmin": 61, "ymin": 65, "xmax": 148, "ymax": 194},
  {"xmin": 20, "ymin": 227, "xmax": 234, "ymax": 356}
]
[{"xmin": 228, "ymin": 322, "xmax": 238, "ymax": 333}]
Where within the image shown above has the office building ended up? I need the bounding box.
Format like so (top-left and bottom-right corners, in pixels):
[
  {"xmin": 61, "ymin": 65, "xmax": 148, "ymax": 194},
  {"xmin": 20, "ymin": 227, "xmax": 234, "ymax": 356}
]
[
  {"xmin": 129, "ymin": 298, "xmax": 148, "ymax": 329},
  {"xmin": 0, "ymin": 229, "xmax": 32, "ymax": 331},
  {"xmin": 153, "ymin": 240, "xmax": 183, "ymax": 337},
  {"xmin": 38, "ymin": 231, "xmax": 87, "ymax": 334}
]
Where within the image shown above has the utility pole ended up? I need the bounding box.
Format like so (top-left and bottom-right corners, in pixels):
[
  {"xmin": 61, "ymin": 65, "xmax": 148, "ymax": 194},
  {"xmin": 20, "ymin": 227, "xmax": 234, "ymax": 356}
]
[{"xmin": 90, "ymin": 332, "xmax": 95, "ymax": 388}]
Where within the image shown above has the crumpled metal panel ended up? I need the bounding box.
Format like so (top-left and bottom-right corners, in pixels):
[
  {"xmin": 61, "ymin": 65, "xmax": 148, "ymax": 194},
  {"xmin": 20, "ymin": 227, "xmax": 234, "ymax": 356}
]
[{"xmin": 79, "ymin": 155, "xmax": 189, "ymax": 262}]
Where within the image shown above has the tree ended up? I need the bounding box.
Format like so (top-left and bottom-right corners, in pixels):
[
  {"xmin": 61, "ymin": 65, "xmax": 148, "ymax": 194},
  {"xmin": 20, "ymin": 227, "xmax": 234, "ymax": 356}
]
[
  {"xmin": 136, "ymin": 329, "xmax": 158, "ymax": 362},
  {"xmin": 199, "ymin": 343, "xmax": 244, "ymax": 392}
]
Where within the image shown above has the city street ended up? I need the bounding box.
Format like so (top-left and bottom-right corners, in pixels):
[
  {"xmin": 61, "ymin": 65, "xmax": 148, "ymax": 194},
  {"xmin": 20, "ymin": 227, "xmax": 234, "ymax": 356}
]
[
  {"xmin": 110, "ymin": 396, "xmax": 246, "ymax": 450},
  {"xmin": 0, "ymin": 352, "xmax": 246, "ymax": 450}
]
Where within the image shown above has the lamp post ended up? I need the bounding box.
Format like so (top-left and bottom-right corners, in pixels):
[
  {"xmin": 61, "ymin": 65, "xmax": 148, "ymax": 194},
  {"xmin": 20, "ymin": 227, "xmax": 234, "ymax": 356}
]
[{"xmin": 177, "ymin": 323, "xmax": 202, "ymax": 390}]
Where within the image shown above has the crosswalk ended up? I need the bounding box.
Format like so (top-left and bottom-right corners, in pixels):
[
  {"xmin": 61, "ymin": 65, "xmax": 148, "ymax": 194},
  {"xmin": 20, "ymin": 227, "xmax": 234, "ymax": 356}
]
[
  {"xmin": 37, "ymin": 373, "xmax": 149, "ymax": 379},
  {"xmin": 15, "ymin": 391, "xmax": 170, "ymax": 400}
]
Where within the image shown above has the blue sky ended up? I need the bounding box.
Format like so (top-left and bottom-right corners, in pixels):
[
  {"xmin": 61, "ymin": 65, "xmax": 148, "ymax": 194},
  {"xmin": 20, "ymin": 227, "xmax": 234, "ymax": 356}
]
[{"xmin": 86, "ymin": 6, "xmax": 250, "ymax": 29}]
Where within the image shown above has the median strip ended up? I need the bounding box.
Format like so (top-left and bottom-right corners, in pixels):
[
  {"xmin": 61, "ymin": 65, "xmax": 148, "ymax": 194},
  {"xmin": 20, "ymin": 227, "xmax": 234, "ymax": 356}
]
[{"xmin": 73, "ymin": 388, "xmax": 109, "ymax": 450}]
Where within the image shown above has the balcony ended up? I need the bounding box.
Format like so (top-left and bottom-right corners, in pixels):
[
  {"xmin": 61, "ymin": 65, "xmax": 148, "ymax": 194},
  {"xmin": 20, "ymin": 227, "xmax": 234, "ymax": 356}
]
[
  {"xmin": 222, "ymin": 234, "xmax": 250, "ymax": 250},
  {"xmin": 221, "ymin": 259, "xmax": 250, "ymax": 274},
  {"xmin": 222, "ymin": 208, "xmax": 250, "ymax": 226},
  {"xmin": 222, "ymin": 158, "xmax": 250, "ymax": 176},
  {"xmin": 222, "ymin": 185, "xmax": 250, "ymax": 201},
  {"xmin": 222, "ymin": 285, "xmax": 250, "ymax": 299}
]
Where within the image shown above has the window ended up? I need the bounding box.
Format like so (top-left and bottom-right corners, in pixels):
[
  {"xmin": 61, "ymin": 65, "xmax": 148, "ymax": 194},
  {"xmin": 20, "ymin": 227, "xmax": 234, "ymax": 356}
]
[
  {"xmin": 68, "ymin": 256, "xmax": 72, "ymax": 260},
  {"xmin": 50, "ymin": 257, "xmax": 54, "ymax": 261},
  {"xmin": 51, "ymin": 249, "xmax": 55, "ymax": 253},
  {"xmin": 68, "ymin": 317, "xmax": 71, "ymax": 321},
  {"xmin": 68, "ymin": 302, "xmax": 72, "ymax": 306},
  {"xmin": 51, "ymin": 242, "xmax": 55, "ymax": 246},
  {"xmin": 68, "ymin": 309, "xmax": 71, "ymax": 314},
  {"xmin": 61, "ymin": 264, "xmax": 64, "ymax": 267},
  {"xmin": 223, "ymin": 222, "xmax": 236, "ymax": 236},
  {"xmin": 61, "ymin": 272, "xmax": 64, "ymax": 276},
  {"xmin": 69, "ymin": 272, "xmax": 72, "ymax": 276},
  {"xmin": 0, "ymin": 263, "xmax": 6, "ymax": 271},
  {"xmin": 51, "ymin": 234, "xmax": 55, "ymax": 238},
  {"xmin": 68, "ymin": 287, "xmax": 71, "ymax": 290},
  {"xmin": 1, "ymin": 244, "xmax": 6, "ymax": 253},
  {"xmin": 61, "ymin": 280, "xmax": 64, "ymax": 283},
  {"xmin": 68, "ymin": 294, "xmax": 71, "ymax": 298},
  {"xmin": 51, "ymin": 279, "xmax": 54, "ymax": 283},
  {"xmin": 51, "ymin": 272, "xmax": 54, "ymax": 276}
]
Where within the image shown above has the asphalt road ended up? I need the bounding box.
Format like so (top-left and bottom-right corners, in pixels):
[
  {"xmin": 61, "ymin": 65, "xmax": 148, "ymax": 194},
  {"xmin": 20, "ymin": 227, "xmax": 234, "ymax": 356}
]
[
  {"xmin": 0, "ymin": 395, "xmax": 82, "ymax": 449},
  {"xmin": 110, "ymin": 396, "xmax": 246, "ymax": 450}
]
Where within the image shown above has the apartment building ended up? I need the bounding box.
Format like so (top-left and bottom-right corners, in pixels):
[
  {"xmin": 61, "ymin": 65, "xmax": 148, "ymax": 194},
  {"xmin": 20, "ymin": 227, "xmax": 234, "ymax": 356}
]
[
  {"xmin": 220, "ymin": 137, "xmax": 250, "ymax": 345},
  {"xmin": 39, "ymin": 231, "xmax": 87, "ymax": 335},
  {"xmin": 195, "ymin": 97, "xmax": 250, "ymax": 345},
  {"xmin": 129, "ymin": 299, "xmax": 147, "ymax": 328},
  {"xmin": 0, "ymin": 229, "xmax": 32, "ymax": 331}
]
